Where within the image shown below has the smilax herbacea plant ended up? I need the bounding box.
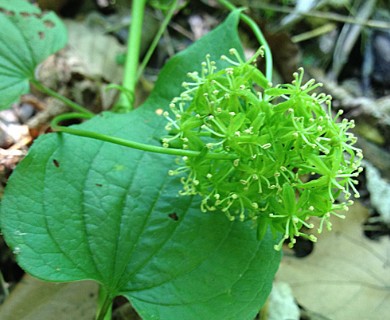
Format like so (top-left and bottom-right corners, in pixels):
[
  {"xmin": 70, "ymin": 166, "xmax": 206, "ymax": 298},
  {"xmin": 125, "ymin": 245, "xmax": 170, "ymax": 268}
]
[
  {"xmin": 163, "ymin": 48, "xmax": 363, "ymax": 250},
  {"xmin": 0, "ymin": 0, "xmax": 363, "ymax": 319}
]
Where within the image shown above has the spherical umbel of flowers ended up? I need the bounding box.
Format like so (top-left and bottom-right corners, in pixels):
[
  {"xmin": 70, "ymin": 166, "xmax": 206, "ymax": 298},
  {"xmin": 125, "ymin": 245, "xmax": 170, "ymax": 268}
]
[{"xmin": 163, "ymin": 48, "xmax": 363, "ymax": 250}]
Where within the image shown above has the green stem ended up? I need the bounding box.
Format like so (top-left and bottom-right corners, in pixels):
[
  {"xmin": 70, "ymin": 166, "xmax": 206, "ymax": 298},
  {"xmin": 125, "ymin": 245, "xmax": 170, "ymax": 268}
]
[
  {"xmin": 137, "ymin": 0, "xmax": 179, "ymax": 80},
  {"xmin": 51, "ymin": 113, "xmax": 238, "ymax": 160},
  {"xmin": 217, "ymin": 0, "xmax": 273, "ymax": 83},
  {"xmin": 30, "ymin": 79, "xmax": 94, "ymax": 116},
  {"xmin": 115, "ymin": 0, "xmax": 147, "ymax": 112},
  {"xmin": 96, "ymin": 287, "xmax": 112, "ymax": 320}
]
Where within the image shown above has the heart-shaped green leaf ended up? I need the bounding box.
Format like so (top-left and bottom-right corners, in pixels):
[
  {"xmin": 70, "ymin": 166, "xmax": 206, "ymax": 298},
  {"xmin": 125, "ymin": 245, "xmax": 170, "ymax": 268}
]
[
  {"xmin": 0, "ymin": 0, "xmax": 67, "ymax": 109},
  {"xmin": 0, "ymin": 11, "xmax": 281, "ymax": 319}
]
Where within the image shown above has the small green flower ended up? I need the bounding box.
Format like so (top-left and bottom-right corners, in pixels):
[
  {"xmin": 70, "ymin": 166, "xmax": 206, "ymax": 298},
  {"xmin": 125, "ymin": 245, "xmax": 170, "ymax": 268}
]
[{"xmin": 164, "ymin": 48, "xmax": 363, "ymax": 250}]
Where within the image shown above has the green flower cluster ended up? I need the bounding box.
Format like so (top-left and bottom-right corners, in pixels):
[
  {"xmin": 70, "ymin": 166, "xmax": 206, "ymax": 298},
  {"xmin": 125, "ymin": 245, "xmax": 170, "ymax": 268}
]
[{"xmin": 163, "ymin": 48, "xmax": 363, "ymax": 250}]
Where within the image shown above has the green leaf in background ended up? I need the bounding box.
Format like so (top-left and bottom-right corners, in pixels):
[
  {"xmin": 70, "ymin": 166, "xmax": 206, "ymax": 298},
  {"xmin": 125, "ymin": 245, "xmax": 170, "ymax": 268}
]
[
  {"xmin": 0, "ymin": 0, "xmax": 67, "ymax": 109},
  {"xmin": 0, "ymin": 11, "xmax": 281, "ymax": 320}
]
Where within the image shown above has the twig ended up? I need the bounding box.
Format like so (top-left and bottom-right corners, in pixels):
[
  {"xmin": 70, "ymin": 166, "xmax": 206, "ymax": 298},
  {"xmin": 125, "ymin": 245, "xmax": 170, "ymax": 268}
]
[{"xmin": 251, "ymin": 2, "xmax": 390, "ymax": 30}]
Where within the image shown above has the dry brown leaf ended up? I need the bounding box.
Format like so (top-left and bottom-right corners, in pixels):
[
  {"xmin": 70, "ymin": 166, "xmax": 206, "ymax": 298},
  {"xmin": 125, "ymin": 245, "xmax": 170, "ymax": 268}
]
[
  {"xmin": 276, "ymin": 202, "xmax": 390, "ymax": 320},
  {"xmin": 65, "ymin": 19, "xmax": 124, "ymax": 84},
  {"xmin": 0, "ymin": 275, "xmax": 98, "ymax": 320}
]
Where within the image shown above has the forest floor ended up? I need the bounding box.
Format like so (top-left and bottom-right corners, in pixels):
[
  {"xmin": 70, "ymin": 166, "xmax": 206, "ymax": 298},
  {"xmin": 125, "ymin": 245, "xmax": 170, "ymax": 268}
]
[{"xmin": 1, "ymin": 1, "xmax": 390, "ymax": 319}]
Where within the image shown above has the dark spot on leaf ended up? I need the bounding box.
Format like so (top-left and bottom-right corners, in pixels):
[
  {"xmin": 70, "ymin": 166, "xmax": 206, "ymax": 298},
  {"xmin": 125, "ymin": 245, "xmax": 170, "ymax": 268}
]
[
  {"xmin": 43, "ymin": 20, "xmax": 55, "ymax": 28},
  {"xmin": 33, "ymin": 13, "xmax": 42, "ymax": 18},
  {"xmin": 20, "ymin": 12, "xmax": 31, "ymax": 17},
  {"xmin": 52, "ymin": 159, "xmax": 60, "ymax": 168},
  {"xmin": 95, "ymin": 183, "xmax": 103, "ymax": 187},
  {"xmin": 0, "ymin": 8, "xmax": 15, "ymax": 16},
  {"xmin": 38, "ymin": 31, "xmax": 45, "ymax": 39},
  {"xmin": 168, "ymin": 213, "xmax": 179, "ymax": 221}
]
